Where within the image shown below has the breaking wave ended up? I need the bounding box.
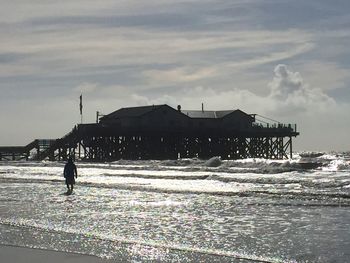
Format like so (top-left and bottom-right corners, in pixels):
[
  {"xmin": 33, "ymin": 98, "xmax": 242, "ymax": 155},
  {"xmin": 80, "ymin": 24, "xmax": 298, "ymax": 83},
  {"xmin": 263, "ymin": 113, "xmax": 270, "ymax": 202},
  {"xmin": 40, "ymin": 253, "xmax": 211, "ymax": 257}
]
[{"xmin": 1, "ymin": 152, "xmax": 349, "ymax": 206}]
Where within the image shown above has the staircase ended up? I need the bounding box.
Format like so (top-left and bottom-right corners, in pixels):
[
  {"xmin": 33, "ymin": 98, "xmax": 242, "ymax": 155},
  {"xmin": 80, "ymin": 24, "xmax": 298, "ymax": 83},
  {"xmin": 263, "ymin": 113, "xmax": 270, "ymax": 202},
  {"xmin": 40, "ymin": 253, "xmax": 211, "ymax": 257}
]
[
  {"xmin": 0, "ymin": 126, "xmax": 83, "ymax": 161},
  {"xmin": 32, "ymin": 139, "xmax": 58, "ymax": 160},
  {"xmin": 34, "ymin": 127, "xmax": 82, "ymax": 161}
]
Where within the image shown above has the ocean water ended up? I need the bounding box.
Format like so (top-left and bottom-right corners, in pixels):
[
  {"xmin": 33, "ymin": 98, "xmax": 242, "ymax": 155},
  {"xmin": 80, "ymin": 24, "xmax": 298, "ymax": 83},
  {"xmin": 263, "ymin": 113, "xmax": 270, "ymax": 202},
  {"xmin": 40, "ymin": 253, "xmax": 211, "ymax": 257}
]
[{"xmin": 0, "ymin": 152, "xmax": 350, "ymax": 262}]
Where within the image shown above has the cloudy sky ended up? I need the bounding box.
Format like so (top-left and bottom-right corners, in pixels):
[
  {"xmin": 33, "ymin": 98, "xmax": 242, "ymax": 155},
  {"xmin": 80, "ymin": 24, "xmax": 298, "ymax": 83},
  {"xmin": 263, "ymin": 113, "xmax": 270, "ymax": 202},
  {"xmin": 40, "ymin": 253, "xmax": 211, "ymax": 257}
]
[{"xmin": 1, "ymin": 0, "xmax": 349, "ymax": 151}]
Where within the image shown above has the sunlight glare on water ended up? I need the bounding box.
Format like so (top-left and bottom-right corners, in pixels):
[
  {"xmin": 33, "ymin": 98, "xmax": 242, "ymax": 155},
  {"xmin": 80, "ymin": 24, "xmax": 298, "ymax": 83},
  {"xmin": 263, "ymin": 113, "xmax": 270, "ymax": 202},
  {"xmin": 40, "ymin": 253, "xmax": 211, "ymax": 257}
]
[{"xmin": 0, "ymin": 154, "xmax": 350, "ymax": 262}]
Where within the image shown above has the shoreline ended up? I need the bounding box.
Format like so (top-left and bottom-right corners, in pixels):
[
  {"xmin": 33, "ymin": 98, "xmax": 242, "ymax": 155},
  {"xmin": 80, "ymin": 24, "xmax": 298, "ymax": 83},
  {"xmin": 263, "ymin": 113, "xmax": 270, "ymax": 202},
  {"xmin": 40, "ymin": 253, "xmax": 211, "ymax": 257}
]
[{"xmin": 0, "ymin": 244, "xmax": 116, "ymax": 263}]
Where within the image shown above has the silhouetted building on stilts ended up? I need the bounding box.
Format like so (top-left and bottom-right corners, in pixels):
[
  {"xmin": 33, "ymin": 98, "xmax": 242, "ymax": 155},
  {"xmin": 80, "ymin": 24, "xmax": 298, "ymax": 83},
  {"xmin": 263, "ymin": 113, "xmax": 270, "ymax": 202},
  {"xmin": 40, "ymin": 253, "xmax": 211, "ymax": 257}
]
[{"xmin": 0, "ymin": 104, "xmax": 299, "ymax": 161}]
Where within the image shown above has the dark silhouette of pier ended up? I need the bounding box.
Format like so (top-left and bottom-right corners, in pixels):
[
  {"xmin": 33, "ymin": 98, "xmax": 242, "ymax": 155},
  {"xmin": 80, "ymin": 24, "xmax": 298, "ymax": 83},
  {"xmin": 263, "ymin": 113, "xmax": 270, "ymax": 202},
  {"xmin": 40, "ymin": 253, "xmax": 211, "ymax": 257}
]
[{"xmin": 0, "ymin": 105, "xmax": 299, "ymax": 161}]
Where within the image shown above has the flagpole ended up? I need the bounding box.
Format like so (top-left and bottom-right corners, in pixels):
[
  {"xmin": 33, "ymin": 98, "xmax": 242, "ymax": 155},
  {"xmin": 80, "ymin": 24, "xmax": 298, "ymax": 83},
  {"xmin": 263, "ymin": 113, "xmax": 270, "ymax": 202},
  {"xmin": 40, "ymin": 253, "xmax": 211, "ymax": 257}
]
[{"xmin": 80, "ymin": 94, "xmax": 83, "ymax": 124}]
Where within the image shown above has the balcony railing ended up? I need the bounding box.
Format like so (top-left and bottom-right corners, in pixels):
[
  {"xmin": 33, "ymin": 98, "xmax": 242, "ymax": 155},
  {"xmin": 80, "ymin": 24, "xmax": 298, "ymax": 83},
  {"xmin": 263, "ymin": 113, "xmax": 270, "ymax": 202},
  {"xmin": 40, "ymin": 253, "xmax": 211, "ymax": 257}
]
[{"xmin": 253, "ymin": 122, "xmax": 297, "ymax": 133}]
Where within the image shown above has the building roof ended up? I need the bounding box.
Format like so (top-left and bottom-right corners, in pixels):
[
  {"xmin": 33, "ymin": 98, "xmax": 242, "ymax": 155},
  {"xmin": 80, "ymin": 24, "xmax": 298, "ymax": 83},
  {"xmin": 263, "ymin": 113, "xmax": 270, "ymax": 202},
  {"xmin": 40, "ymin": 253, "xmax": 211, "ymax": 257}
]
[
  {"xmin": 182, "ymin": 110, "xmax": 235, "ymax": 119},
  {"xmin": 100, "ymin": 105, "xmax": 252, "ymax": 121},
  {"xmin": 100, "ymin": 105, "xmax": 166, "ymax": 120}
]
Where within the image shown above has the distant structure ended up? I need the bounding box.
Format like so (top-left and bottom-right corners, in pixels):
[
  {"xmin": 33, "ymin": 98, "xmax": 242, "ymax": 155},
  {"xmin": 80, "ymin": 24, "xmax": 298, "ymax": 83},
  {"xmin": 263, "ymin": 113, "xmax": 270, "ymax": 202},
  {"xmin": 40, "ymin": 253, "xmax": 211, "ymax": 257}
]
[{"xmin": 0, "ymin": 104, "xmax": 299, "ymax": 161}]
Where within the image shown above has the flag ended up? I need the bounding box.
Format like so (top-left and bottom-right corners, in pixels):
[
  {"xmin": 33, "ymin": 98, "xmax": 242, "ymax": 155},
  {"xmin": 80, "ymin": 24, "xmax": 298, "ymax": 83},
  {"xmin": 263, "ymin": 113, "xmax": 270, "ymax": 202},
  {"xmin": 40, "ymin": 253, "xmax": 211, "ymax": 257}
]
[{"xmin": 79, "ymin": 94, "xmax": 83, "ymax": 115}]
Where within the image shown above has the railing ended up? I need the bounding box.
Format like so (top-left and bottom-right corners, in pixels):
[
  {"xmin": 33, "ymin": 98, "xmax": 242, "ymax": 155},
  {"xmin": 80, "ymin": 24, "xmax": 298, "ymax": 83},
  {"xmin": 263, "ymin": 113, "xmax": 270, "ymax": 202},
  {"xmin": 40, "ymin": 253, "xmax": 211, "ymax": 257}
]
[
  {"xmin": 0, "ymin": 126, "xmax": 83, "ymax": 161},
  {"xmin": 37, "ymin": 139, "xmax": 56, "ymax": 148},
  {"xmin": 252, "ymin": 114, "xmax": 297, "ymax": 133},
  {"xmin": 253, "ymin": 122, "xmax": 297, "ymax": 133}
]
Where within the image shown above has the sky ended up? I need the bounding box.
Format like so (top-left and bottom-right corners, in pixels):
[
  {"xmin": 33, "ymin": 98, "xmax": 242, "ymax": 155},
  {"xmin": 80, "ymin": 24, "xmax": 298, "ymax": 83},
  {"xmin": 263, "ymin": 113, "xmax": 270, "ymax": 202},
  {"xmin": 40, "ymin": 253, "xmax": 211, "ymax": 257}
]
[{"xmin": 0, "ymin": 0, "xmax": 349, "ymax": 151}]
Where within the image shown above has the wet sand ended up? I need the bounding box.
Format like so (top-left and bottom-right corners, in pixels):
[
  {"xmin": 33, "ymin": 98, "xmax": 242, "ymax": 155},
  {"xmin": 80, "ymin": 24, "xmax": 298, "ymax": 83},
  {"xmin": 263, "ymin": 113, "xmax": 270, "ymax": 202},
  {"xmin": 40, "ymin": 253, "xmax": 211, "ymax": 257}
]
[{"xmin": 0, "ymin": 245, "xmax": 116, "ymax": 263}]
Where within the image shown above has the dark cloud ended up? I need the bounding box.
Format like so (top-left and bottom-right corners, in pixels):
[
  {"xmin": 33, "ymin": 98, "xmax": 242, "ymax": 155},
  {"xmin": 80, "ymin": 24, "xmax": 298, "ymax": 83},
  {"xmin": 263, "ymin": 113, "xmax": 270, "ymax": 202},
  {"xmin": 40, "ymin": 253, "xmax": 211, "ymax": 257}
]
[
  {"xmin": 251, "ymin": 0, "xmax": 350, "ymax": 30},
  {"xmin": 0, "ymin": 52, "xmax": 30, "ymax": 63}
]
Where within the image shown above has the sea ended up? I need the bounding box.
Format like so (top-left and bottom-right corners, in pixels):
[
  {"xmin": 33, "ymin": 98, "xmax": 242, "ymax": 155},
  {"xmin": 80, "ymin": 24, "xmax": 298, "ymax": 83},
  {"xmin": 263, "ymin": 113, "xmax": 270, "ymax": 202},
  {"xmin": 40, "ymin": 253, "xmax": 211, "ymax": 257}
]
[{"xmin": 0, "ymin": 152, "xmax": 349, "ymax": 263}]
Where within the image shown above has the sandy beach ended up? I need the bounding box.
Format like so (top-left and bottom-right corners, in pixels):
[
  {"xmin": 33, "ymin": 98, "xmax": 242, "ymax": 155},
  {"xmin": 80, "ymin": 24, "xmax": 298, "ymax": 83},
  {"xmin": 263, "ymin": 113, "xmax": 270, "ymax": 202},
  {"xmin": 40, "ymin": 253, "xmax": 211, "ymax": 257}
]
[{"xmin": 0, "ymin": 245, "xmax": 115, "ymax": 263}]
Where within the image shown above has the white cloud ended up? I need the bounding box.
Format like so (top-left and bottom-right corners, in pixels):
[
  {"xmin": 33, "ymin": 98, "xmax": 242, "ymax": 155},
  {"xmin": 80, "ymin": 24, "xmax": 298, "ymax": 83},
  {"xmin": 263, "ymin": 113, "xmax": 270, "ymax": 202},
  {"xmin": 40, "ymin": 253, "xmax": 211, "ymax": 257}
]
[
  {"xmin": 267, "ymin": 64, "xmax": 336, "ymax": 116},
  {"xmin": 137, "ymin": 65, "xmax": 336, "ymax": 115}
]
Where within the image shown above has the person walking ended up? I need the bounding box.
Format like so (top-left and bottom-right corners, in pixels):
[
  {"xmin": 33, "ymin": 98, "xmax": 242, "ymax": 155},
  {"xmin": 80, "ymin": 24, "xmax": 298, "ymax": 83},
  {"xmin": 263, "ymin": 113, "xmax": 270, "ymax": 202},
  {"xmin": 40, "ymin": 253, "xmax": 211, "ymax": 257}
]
[{"xmin": 64, "ymin": 157, "xmax": 78, "ymax": 194}]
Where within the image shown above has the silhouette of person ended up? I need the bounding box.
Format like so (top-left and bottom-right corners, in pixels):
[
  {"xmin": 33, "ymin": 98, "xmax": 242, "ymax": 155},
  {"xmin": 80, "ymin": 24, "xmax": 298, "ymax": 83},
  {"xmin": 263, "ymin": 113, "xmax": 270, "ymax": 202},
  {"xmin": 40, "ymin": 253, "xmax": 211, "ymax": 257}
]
[{"xmin": 64, "ymin": 157, "xmax": 78, "ymax": 194}]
